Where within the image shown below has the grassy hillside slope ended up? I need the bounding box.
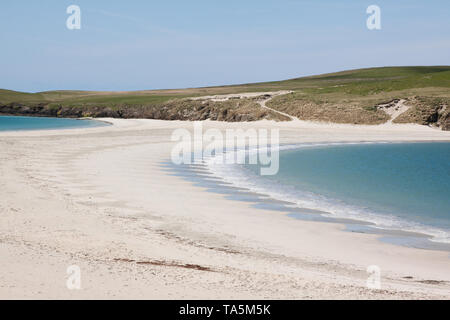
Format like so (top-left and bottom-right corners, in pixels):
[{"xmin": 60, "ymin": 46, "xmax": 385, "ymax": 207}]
[{"xmin": 1, "ymin": 66, "xmax": 449, "ymax": 128}]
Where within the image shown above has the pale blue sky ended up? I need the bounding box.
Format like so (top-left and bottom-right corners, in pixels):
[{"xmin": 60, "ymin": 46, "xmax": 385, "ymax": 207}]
[{"xmin": 0, "ymin": 0, "xmax": 449, "ymax": 92}]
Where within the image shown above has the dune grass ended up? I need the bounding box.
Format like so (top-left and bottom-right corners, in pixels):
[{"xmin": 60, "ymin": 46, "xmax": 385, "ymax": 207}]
[{"xmin": 265, "ymin": 66, "xmax": 450, "ymax": 124}]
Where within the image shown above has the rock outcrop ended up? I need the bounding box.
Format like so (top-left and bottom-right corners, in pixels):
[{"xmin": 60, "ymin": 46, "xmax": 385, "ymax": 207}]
[{"xmin": 393, "ymin": 97, "xmax": 450, "ymax": 130}]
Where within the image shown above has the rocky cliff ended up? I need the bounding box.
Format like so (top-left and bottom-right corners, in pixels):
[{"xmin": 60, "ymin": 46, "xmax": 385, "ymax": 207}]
[{"xmin": 0, "ymin": 98, "xmax": 290, "ymax": 122}]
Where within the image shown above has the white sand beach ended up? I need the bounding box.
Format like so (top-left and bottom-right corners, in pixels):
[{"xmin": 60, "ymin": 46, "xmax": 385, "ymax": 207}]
[{"xmin": 1, "ymin": 119, "xmax": 450, "ymax": 299}]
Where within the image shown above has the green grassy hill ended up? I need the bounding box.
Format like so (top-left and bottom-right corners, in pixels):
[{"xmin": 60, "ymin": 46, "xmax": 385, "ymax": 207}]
[{"xmin": 1, "ymin": 66, "xmax": 449, "ymax": 128}]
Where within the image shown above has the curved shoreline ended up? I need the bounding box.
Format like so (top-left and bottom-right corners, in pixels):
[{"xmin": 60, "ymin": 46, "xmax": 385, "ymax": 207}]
[
  {"xmin": 1, "ymin": 118, "xmax": 450, "ymax": 299},
  {"xmin": 178, "ymin": 141, "xmax": 450, "ymax": 250}
]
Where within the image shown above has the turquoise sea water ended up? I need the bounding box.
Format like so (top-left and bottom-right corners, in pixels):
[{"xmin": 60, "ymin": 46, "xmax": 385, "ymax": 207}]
[
  {"xmin": 205, "ymin": 142, "xmax": 450, "ymax": 244},
  {"xmin": 0, "ymin": 116, "xmax": 108, "ymax": 131}
]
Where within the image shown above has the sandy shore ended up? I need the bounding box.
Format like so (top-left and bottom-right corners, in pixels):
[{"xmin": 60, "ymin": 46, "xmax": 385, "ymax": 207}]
[{"xmin": 1, "ymin": 118, "xmax": 450, "ymax": 299}]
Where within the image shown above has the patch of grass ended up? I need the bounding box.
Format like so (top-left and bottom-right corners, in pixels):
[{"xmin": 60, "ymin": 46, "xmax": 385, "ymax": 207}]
[
  {"xmin": 266, "ymin": 92, "xmax": 389, "ymax": 124},
  {"xmin": 59, "ymin": 94, "xmax": 184, "ymax": 107},
  {"xmin": 0, "ymin": 89, "xmax": 46, "ymax": 104}
]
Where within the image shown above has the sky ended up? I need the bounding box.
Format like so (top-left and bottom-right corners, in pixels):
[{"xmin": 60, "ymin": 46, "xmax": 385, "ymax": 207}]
[{"xmin": 0, "ymin": 0, "xmax": 449, "ymax": 92}]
